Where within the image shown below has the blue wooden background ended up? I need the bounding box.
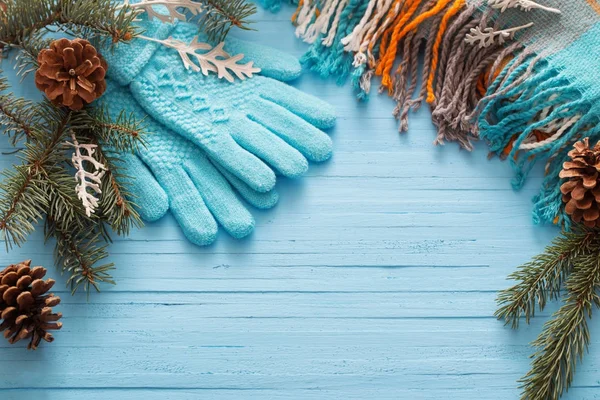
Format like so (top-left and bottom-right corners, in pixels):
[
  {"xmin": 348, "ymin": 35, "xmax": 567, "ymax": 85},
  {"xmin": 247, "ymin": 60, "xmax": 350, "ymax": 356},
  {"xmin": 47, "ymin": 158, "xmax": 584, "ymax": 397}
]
[{"xmin": 1, "ymin": 4, "xmax": 599, "ymax": 399}]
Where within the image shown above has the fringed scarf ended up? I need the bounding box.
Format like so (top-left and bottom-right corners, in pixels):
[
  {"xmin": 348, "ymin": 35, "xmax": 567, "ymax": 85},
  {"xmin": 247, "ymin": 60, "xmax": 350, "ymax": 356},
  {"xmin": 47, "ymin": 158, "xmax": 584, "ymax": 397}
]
[{"xmin": 261, "ymin": 0, "xmax": 600, "ymax": 230}]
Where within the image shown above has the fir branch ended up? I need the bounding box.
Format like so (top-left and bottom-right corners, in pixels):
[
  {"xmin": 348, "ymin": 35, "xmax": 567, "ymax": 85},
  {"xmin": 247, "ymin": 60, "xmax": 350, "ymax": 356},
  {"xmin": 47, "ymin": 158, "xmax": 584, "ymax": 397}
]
[
  {"xmin": 520, "ymin": 248, "xmax": 600, "ymax": 400},
  {"xmin": 0, "ymin": 0, "xmax": 138, "ymax": 47},
  {"xmin": 47, "ymin": 217, "xmax": 115, "ymax": 296},
  {"xmin": 496, "ymin": 228, "xmax": 595, "ymax": 328},
  {"xmin": 93, "ymin": 144, "xmax": 143, "ymax": 237},
  {"xmin": 120, "ymin": 0, "xmax": 256, "ymax": 41},
  {"xmin": 0, "ymin": 165, "xmax": 49, "ymax": 248},
  {"xmin": 71, "ymin": 107, "xmax": 145, "ymax": 236},
  {"xmin": 44, "ymin": 167, "xmax": 87, "ymax": 233},
  {"xmin": 42, "ymin": 166, "xmax": 115, "ymax": 296},
  {"xmin": 0, "ymin": 0, "xmax": 254, "ymax": 47},
  {"xmin": 0, "ymin": 4, "xmax": 148, "ymax": 296},
  {"xmin": 71, "ymin": 106, "xmax": 146, "ymax": 154},
  {"xmin": 197, "ymin": 0, "xmax": 257, "ymax": 42},
  {"xmin": 56, "ymin": 0, "xmax": 140, "ymax": 44},
  {"xmin": 0, "ymin": 108, "xmax": 71, "ymax": 249},
  {"xmin": 0, "ymin": 76, "xmax": 40, "ymax": 144},
  {"xmin": 0, "ymin": 99, "xmax": 144, "ymax": 293},
  {"xmin": 12, "ymin": 32, "xmax": 52, "ymax": 79},
  {"xmin": 0, "ymin": 0, "xmax": 59, "ymax": 45}
]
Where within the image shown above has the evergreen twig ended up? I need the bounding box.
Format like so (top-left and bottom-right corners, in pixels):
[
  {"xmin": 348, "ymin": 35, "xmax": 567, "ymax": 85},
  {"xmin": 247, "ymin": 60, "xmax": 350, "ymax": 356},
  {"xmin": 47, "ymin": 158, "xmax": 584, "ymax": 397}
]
[
  {"xmin": 0, "ymin": 0, "xmax": 154, "ymax": 295},
  {"xmin": 197, "ymin": 0, "xmax": 257, "ymax": 41},
  {"xmin": 0, "ymin": 0, "xmax": 139, "ymax": 46},
  {"xmin": 0, "ymin": 104, "xmax": 71, "ymax": 249},
  {"xmin": 496, "ymin": 228, "xmax": 595, "ymax": 328},
  {"xmin": 12, "ymin": 32, "xmax": 52, "ymax": 79},
  {"xmin": 71, "ymin": 108, "xmax": 146, "ymax": 236},
  {"xmin": 520, "ymin": 248, "xmax": 600, "ymax": 400},
  {"xmin": 0, "ymin": 76, "xmax": 39, "ymax": 144},
  {"xmin": 497, "ymin": 228, "xmax": 600, "ymax": 400},
  {"xmin": 0, "ymin": 100, "xmax": 146, "ymax": 293}
]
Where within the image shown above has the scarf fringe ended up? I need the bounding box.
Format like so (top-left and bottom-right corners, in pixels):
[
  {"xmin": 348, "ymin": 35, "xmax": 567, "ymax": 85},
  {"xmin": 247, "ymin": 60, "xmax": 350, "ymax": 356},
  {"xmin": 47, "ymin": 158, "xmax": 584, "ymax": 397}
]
[
  {"xmin": 478, "ymin": 56, "xmax": 600, "ymax": 225},
  {"xmin": 281, "ymin": 0, "xmax": 596, "ymax": 228},
  {"xmin": 295, "ymin": 0, "xmax": 503, "ymax": 145}
]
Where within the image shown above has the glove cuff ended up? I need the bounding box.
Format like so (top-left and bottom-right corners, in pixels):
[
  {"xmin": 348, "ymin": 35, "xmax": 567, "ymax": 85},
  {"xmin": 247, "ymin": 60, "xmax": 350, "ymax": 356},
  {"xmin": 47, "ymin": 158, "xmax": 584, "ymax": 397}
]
[{"xmin": 104, "ymin": 19, "xmax": 177, "ymax": 86}]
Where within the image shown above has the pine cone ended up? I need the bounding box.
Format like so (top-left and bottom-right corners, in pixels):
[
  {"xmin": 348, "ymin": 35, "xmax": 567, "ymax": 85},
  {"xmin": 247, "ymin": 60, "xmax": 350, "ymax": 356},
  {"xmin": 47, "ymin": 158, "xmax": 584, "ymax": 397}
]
[
  {"xmin": 0, "ymin": 260, "xmax": 62, "ymax": 350},
  {"xmin": 559, "ymin": 138, "xmax": 600, "ymax": 227},
  {"xmin": 35, "ymin": 38, "xmax": 107, "ymax": 110}
]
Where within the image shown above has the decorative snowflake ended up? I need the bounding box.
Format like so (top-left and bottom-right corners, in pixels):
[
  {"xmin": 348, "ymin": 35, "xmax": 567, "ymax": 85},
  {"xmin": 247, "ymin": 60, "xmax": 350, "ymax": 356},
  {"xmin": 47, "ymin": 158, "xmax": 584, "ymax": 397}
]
[
  {"xmin": 121, "ymin": 0, "xmax": 204, "ymax": 23},
  {"xmin": 66, "ymin": 134, "xmax": 107, "ymax": 217},
  {"xmin": 488, "ymin": 0, "xmax": 561, "ymax": 14},
  {"xmin": 465, "ymin": 23, "xmax": 534, "ymax": 48},
  {"xmin": 139, "ymin": 36, "xmax": 261, "ymax": 82}
]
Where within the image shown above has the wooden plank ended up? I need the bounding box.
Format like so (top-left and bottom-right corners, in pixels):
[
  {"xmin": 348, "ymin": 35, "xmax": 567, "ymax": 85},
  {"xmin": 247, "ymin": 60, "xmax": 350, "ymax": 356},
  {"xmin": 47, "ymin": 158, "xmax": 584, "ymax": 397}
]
[{"xmin": 0, "ymin": 4, "xmax": 589, "ymax": 400}]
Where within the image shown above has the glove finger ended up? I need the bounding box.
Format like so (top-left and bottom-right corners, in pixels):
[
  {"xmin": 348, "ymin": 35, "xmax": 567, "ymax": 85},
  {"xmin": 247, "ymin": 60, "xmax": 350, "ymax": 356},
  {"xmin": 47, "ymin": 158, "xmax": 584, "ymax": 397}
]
[
  {"xmin": 248, "ymin": 97, "xmax": 333, "ymax": 162},
  {"xmin": 184, "ymin": 154, "xmax": 255, "ymax": 239},
  {"xmin": 115, "ymin": 153, "xmax": 169, "ymax": 222},
  {"xmin": 213, "ymin": 161, "xmax": 280, "ymax": 210},
  {"xmin": 229, "ymin": 116, "xmax": 308, "ymax": 178},
  {"xmin": 258, "ymin": 78, "xmax": 337, "ymax": 129},
  {"xmin": 130, "ymin": 78, "xmax": 277, "ymax": 193},
  {"xmin": 202, "ymin": 125, "xmax": 277, "ymax": 193},
  {"xmin": 156, "ymin": 166, "xmax": 218, "ymax": 246},
  {"xmin": 225, "ymin": 36, "xmax": 302, "ymax": 82}
]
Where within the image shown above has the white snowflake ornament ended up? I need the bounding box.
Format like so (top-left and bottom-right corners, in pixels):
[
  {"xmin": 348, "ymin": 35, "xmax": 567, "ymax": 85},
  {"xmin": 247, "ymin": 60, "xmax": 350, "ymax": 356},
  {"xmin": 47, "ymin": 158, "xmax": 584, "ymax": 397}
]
[
  {"xmin": 66, "ymin": 134, "xmax": 107, "ymax": 217},
  {"xmin": 488, "ymin": 0, "xmax": 561, "ymax": 14},
  {"xmin": 465, "ymin": 22, "xmax": 534, "ymax": 48}
]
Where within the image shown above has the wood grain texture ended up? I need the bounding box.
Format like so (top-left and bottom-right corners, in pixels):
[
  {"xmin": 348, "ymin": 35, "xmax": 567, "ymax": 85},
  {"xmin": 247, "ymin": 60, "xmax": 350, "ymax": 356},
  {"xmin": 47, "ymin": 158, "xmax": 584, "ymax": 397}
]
[{"xmin": 1, "ymin": 4, "xmax": 599, "ymax": 399}]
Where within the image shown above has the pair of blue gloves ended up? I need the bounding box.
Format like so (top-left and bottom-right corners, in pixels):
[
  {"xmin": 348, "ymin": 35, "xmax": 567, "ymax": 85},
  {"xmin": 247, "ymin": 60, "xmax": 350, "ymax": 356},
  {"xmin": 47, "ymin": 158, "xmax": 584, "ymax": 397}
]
[{"xmin": 102, "ymin": 20, "xmax": 336, "ymax": 245}]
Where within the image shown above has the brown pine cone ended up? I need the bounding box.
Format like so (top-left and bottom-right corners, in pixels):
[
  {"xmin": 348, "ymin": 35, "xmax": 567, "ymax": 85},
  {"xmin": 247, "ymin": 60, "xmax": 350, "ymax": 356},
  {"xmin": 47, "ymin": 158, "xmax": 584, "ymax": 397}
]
[
  {"xmin": 0, "ymin": 260, "xmax": 62, "ymax": 350},
  {"xmin": 559, "ymin": 138, "xmax": 600, "ymax": 227},
  {"xmin": 35, "ymin": 38, "xmax": 107, "ymax": 110}
]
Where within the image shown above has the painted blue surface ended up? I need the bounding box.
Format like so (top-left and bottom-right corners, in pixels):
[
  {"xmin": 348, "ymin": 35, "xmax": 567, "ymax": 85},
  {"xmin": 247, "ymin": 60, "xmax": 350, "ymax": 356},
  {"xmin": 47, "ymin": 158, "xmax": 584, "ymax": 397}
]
[{"xmin": 0, "ymin": 4, "xmax": 599, "ymax": 399}]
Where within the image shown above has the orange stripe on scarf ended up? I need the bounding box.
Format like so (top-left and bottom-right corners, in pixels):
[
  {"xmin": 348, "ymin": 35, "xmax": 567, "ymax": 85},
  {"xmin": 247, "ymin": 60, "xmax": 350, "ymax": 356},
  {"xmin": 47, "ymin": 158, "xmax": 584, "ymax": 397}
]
[
  {"xmin": 291, "ymin": 0, "xmax": 304, "ymax": 24},
  {"xmin": 426, "ymin": 0, "xmax": 465, "ymax": 103},
  {"xmin": 375, "ymin": 0, "xmax": 422, "ymax": 78},
  {"xmin": 377, "ymin": 6, "xmax": 407, "ymax": 63},
  {"xmin": 379, "ymin": 0, "xmax": 455, "ymax": 92},
  {"xmin": 291, "ymin": 0, "xmax": 320, "ymax": 25},
  {"xmin": 367, "ymin": 0, "xmax": 404, "ymax": 64},
  {"xmin": 586, "ymin": 0, "xmax": 600, "ymax": 14}
]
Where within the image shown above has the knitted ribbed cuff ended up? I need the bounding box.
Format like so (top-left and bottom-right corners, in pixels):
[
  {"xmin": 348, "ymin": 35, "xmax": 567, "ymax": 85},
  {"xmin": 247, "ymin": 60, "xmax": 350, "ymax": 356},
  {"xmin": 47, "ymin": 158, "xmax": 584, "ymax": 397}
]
[{"xmin": 103, "ymin": 17, "xmax": 177, "ymax": 86}]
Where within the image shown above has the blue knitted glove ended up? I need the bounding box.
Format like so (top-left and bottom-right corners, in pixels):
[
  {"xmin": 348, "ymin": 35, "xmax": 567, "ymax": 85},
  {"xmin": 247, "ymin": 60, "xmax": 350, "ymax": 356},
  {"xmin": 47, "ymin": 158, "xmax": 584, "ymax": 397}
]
[
  {"xmin": 104, "ymin": 81, "xmax": 279, "ymax": 246},
  {"xmin": 105, "ymin": 20, "xmax": 336, "ymax": 194}
]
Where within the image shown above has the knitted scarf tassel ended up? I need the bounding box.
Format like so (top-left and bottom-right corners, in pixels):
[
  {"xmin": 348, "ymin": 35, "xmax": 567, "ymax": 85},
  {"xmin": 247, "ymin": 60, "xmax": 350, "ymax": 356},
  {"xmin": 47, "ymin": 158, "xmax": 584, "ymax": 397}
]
[
  {"xmin": 292, "ymin": 0, "xmax": 516, "ymax": 144},
  {"xmin": 286, "ymin": 0, "xmax": 600, "ymax": 227}
]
